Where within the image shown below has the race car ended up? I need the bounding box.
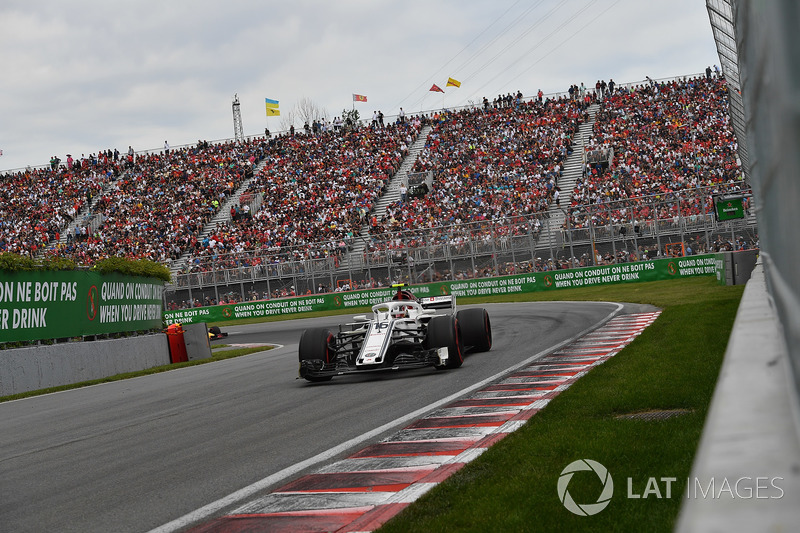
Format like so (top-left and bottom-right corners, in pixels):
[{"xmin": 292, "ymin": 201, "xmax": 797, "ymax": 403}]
[
  {"xmin": 208, "ymin": 326, "xmax": 228, "ymax": 341},
  {"xmin": 298, "ymin": 284, "xmax": 491, "ymax": 382}
]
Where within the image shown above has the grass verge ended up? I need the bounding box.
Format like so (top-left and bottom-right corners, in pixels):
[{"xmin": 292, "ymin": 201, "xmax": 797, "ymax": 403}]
[{"xmin": 378, "ymin": 277, "xmax": 745, "ymax": 532}]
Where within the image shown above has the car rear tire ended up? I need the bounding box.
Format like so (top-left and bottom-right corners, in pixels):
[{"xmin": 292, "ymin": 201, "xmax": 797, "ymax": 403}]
[
  {"xmin": 298, "ymin": 328, "xmax": 334, "ymax": 382},
  {"xmin": 426, "ymin": 315, "xmax": 464, "ymax": 369},
  {"xmin": 457, "ymin": 308, "xmax": 492, "ymax": 352}
]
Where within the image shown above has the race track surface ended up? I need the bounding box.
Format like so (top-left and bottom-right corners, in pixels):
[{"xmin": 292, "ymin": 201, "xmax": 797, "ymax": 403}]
[{"xmin": 0, "ymin": 301, "xmax": 633, "ymax": 533}]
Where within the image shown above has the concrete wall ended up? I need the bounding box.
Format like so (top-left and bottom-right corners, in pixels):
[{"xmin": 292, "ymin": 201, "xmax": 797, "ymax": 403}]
[
  {"xmin": 0, "ymin": 334, "xmax": 170, "ymax": 396},
  {"xmin": 676, "ymin": 260, "xmax": 800, "ymax": 531}
]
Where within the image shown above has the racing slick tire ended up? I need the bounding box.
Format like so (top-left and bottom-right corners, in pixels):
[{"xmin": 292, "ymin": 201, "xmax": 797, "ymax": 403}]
[
  {"xmin": 298, "ymin": 328, "xmax": 334, "ymax": 382},
  {"xmin": 208, "ymin": 325, "xmax": 227, "ymax": 340},
  {"xmin": 456, "ymin": 307, "xmax": 492, "ymax": 352},
  {"xmin": 426, "ymin": 315, "xmax": 464, "ymax": 369}
]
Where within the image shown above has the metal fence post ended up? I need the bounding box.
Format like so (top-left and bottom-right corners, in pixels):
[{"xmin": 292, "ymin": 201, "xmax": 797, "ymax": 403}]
[
  {"xmin": 654, "ymin": 199, "xmax": 662, "ymax": 256},
  {"xmin": 490, "ymin": 220, "xmax": 499, "ymax": 276}
]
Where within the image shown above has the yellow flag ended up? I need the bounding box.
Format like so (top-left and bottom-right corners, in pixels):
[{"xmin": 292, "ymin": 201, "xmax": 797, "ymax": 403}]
[
  {"xmin": 266, "ymin": 108, "xmax": 280, "ymax": 116},
  {"xmin": 447, "ymin": 77, "xmax": 461, "ymax": 88}
]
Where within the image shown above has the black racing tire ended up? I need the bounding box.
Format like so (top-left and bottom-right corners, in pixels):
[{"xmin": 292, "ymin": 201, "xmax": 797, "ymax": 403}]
[
  {"xmin": 298, "ymin": 328, "xmax": 334, "ymax": 382},
  {"xmin": 208, "ymin": 326, "xmax": 227, "ymax": 339},
  {"xmin": 426, "ymin": 315, "xmax": 464, "ymax": 369},
  {"xmin": 457, "ymin": 308, "xmax": 492, "ymax": 352}
]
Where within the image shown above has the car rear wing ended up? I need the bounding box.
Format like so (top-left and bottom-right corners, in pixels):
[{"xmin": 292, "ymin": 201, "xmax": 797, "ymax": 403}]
[{"xmin": 418, "ymin": 294, "xmax": 456, "ymax": 312}]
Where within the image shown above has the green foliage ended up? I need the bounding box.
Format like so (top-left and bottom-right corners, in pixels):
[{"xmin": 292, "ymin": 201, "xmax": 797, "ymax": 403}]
[
  {"xmin": 0, "ymin": 252, "xmax": 170, "ymax": 281},
  {"xmin": 341, "ymin": 108, "xmax": 361, "ymax": 130},
  {"xmin": 0, "ymin": 253, "xmax": 37, "ymax": 271},
  {"xmin": 40, "ymin": 256, "xmax": 77, "ymax": 271},
  {"xmin": 90, "ymin": 257, "xmax": 171, "ymax": 282}
]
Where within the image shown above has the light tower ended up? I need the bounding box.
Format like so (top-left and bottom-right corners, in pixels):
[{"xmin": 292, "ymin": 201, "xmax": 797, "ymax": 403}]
[{"xmin": 232, "ymin": 94, "xmax": 244, "ymax": 143}]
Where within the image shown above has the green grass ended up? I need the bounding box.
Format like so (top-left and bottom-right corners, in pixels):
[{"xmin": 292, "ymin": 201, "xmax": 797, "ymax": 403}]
[
  {"xmin": 378, "ymin": 277, "xmax": 745, "ymax": 533},
  {"xmin": 0, "ymin": 346, "xmax": 271, "ymax": 403}
]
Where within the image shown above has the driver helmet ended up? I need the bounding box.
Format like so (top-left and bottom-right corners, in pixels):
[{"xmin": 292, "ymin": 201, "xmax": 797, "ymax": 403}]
[
  {"xmin": 392, "ymin": 305, "xmax": 408, "ymax": 319},
  {"xmin": 392, "ymin": 289, "xmax": 417, "ymax": 301}
]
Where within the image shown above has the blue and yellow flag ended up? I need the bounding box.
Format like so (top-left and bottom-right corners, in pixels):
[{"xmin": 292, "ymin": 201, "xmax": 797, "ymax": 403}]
[{"xmin": 265, "ymin": 98, "xmax": 280, "ymax": 116}]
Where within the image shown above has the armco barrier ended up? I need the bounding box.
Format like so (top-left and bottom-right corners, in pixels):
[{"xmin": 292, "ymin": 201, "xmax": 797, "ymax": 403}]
[{"xmin": 164, "ymin": 254, "xmax": 725, "ymax": 325}]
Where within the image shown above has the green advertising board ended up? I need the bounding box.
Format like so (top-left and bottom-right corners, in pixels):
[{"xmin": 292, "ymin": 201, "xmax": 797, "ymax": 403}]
[
  {"xmin": 164, "ymin": 254, "xmax": 724, "ymax": 325},
  {"xmin": 715, "ymin": 196, "xmax": 745, "ymax": 221},
  {"xmin": 0, "ymin": 271, "xmax": 164, "ymax": 343}
]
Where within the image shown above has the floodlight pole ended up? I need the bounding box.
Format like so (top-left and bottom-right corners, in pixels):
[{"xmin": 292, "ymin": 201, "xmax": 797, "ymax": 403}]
[{"xmin": 232, "ymin": 94, "xmax": 244, "ymax": 143}]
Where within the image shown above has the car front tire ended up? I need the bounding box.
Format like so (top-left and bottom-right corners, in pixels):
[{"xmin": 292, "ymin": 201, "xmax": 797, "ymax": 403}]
[
  {"xmin": 298, "ymin": 328, "xmax": 334, "ymax": 382},
  {"xmin": 426, "ymin": 315, "xmax": 464, "ymax": 369}
]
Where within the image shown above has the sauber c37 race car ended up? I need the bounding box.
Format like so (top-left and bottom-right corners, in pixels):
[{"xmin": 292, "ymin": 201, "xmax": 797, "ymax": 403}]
[{"xmin": 298, "ymin": 284, "xmax": 492, "ymax": 382}]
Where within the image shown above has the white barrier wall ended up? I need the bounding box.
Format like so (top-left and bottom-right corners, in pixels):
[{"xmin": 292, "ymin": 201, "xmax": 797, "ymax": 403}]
[{"xmin": 0, "ymin": 334, "xmax": 170, "ymax": 396}]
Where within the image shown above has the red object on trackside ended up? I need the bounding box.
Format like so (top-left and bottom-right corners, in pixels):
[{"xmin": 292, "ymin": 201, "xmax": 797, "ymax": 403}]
[{"xmin": 166, "ymin": 323, "xmax": 188, "ymax": 363}]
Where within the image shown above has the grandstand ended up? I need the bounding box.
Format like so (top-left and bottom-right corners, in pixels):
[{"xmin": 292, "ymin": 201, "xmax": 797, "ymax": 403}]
[{"xmin": 0, "ymin": 72, "xmax": 756, "ymax": 309}]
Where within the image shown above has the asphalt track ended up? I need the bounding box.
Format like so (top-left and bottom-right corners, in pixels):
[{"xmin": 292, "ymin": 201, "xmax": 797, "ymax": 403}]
[{"xmin": 0, "ymin": 301, "xmax": 640, "ymax": 533}]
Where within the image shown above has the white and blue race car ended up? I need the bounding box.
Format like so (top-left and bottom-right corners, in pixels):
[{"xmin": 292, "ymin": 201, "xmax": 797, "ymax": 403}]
[{"xmin": 298, "ymin": 284, "xmax": 492, "ymax": 382}]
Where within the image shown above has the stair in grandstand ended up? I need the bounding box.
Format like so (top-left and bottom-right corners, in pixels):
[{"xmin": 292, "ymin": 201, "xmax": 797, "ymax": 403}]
[
  {"xmin": 39, "ymin": 171, "xmax": 130, "ymax": 259},
  {"xmin": 537, "ymin": 102, "xmax": 599, "ymax": 253},
  {"xmin": 342, "ymin": 124, "xmax": 433, "ymax": 272},
  {"xmin": 168, "ymin": 158, "xmax": 268, "ymax": 276}
]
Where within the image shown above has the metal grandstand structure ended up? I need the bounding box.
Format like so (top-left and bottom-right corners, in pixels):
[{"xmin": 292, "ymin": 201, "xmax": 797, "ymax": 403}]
[
  {"xmin": 705, "ymin": 0, "xmax": 800, "ymax": 395},
  {"xmin": 706, "ymin": 0, "xmax": 748, "ymax": 178},
  {"xmin": 166, "ymin": 181, "xmax": 757, "ymax": 308}
]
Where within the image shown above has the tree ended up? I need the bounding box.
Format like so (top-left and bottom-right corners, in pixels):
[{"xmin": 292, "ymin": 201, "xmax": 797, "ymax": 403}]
[
  {"xmin": 341, "ymin": 108, "xmax": 361, "ymax": 131},
  {"xmin": 294, "ymin": 97, "xmax": 329, "ymax": 127},
  {"xmin": 279, "ymin": 110, "xmax": 297, "ymax": 133}
]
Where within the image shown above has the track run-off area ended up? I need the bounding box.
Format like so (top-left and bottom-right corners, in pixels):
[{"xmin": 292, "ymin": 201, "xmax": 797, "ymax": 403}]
[{"xmin": 0, "ymin": 301, "xmax": 658, "ymax": 533}]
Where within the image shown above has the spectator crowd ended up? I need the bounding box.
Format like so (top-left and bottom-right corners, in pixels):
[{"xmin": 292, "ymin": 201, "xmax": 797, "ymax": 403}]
[
  {"xmin": 1, "ymin": 70, "xmax": 751, "ymax": 307},
  {"xmin": 363, "ymin": 96, "xmax": 588, "ymax": 260},
  {"xmin": 1, "ymin": 154, "xmax": 123, "ymax": 257},
  {"xmin": 569, "ymin": 75, "xmax": 743, "ymax": 231},
  {"xmin": 180, "ymin": 118, "xmax": 423, "ymax": 274}
]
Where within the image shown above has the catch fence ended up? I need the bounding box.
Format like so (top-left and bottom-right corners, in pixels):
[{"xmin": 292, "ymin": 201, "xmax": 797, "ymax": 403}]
[{"xmin": 165, "ymin": 182, "xmax": 756, "ymax": 309}]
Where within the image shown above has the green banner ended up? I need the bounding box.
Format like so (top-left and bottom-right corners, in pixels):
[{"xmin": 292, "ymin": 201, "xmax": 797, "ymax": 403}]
[
  {"xmin": 0, "ymin": 271, "xmax": 164, "ymax": 343},
  {"xmin": 714, "ymin": 253, "xmax": 728, "ymax": 285},
  {"xmin": 164, "ymin": 254, "xmax": 723, "ymax": 325},
  {"xmin": 716, "ymin": 196, "xmax": 745, "ymax": 221}
]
